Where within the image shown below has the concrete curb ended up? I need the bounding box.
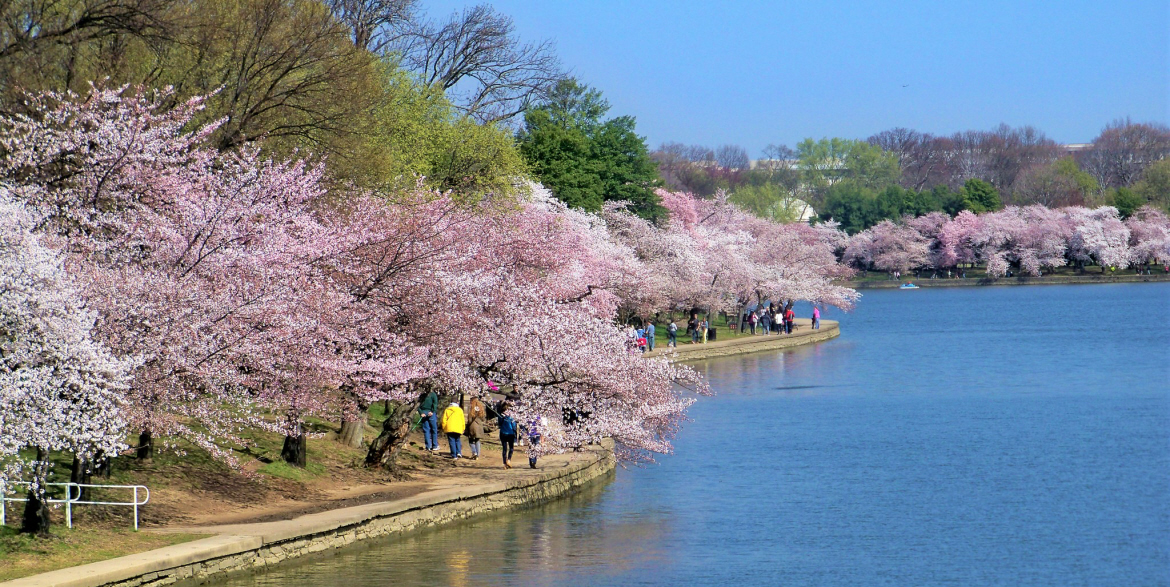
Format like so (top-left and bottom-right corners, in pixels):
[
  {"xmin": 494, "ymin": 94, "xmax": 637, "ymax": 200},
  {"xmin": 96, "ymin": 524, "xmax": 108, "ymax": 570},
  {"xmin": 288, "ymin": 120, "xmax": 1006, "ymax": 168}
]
[
  {"xmin": 646, "ymin": 319, "xmax": 840, "ymax": 362},
  {"xmin": 2, "ymin": 441, "xmax": 616, "ymax": 587}
]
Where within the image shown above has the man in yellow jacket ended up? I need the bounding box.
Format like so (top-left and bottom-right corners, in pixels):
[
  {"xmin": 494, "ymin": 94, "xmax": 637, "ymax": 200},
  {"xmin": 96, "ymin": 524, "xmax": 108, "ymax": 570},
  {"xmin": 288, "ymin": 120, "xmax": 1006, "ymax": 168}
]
[{"xmin": 440, "ymin": 402, "xmax": 466, "ymax": 459}]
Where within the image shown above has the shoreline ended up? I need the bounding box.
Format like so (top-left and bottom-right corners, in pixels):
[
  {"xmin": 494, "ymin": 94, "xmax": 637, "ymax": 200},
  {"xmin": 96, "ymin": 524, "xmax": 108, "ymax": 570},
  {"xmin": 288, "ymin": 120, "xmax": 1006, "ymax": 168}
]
[
  {"xmin": 1, "ymin": 442, "xmax": 615, "ymax": 587},
  {"xmin": 646, "ymin": 319, "xmax": 840, "ymax": 361},
  {"xmin": 845, "ymin": 273, "xmax": 1170, "ymax": 289},
  {"xmin": 3, "ymin": 321, "xmax": 845, "ymax": 586}
]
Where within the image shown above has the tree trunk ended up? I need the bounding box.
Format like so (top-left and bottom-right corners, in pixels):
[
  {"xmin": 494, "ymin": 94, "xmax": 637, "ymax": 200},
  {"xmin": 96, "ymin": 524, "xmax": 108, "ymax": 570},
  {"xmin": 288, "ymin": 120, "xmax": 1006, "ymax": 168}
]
[
  {"xmin": 136, "ymin": 430, "xmax": 153, "ymax": 460},
  {"xmin": 22, "ymin": 449, "xmax": 52, "ymax": 537},
  {"xmin": 337, "ymin": 408, "xmax": 367, "ymax": 449},
  {"xmin": 281, "ymin": 433, "xmax": 307, "ymax": 468},
  {"xmin": 70, "ymin": 456, "xmax": 92, "ymax": 502},
  {"xmin": 365, "ymin": 399, "xmax": 421, "ymax": 471}
]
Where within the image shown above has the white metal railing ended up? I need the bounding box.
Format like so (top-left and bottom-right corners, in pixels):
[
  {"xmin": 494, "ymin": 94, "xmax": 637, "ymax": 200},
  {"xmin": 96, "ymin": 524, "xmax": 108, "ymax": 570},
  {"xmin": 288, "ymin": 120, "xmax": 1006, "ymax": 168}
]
[{"xmin": 0, "ymin": 482, "xmax": 150, "ymax": 530}]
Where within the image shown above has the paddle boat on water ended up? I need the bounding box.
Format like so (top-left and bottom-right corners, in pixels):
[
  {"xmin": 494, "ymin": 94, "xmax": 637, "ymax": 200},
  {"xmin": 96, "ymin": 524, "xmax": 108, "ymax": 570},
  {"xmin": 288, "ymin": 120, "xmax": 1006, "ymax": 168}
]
[{"xmin": 899, "ymin": 282, "xmax": 920, "ymax": 289}]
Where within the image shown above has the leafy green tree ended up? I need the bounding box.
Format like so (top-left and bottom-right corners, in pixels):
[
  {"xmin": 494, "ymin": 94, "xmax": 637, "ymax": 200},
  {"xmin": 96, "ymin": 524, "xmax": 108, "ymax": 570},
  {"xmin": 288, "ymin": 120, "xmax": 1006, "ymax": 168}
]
[
  {"xmin": 517, "ymin": 78, "xmax": 663, "ymax": 219},
  {"xmin": 1109, "ymin": 188, "xmax": 1145, "ymax": 218},
  {"xmin": 1133, "ymin": 159, "xmax": 1170, "ymax": 211},
  {"xmin": 819, "ymin": 182, "xmax": 878, "ymax": 234},
  {"xmin": 933, "ymin": 185, "xmax": 969, "ymax": 216},
  {"xmin": 349, "ymin": 62, "xmax": 526, "ymax": 196},
  {"xmin": 796, "ymin": 137, "xmax": 899, "ymax": 206},
  {"xmin": 959, "ymin": 178, "xmax": 1002, "ymax": 213},
  {"xmin": 818, "ymin": 181, "xmax": 947, "ymax": 234},
  {"xmin": 730, "ymin": 183, "xmax": 813, "ymax": 223},
  {"xmin": 1053, "ymin": 158, "xmax": 1100, "ymax": 198}
]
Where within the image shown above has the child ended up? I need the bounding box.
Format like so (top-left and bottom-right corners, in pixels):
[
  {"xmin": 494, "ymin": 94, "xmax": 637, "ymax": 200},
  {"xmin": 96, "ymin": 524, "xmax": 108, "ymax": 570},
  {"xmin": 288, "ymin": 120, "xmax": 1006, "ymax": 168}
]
[{"xmin": 524, "ymin": 416, "xmax": 545, "ymax": 469}]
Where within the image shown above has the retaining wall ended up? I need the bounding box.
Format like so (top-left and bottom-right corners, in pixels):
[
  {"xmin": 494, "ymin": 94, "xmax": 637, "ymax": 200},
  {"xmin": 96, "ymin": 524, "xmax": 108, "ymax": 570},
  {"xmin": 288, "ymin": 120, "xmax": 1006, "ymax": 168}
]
[
  {"xmin": 646, "ymin": 320, "xmax": 840, "ymax": 362},
  {"xmin": 3, "ymin": 441, "xmax": 616, "ymax": 587}
]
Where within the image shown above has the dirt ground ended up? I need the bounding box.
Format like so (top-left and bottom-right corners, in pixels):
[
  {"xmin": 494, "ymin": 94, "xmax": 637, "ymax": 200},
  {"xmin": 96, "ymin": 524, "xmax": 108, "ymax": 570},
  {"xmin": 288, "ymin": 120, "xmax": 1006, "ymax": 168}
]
[
  {"xmin": 0, "ymin": 425, "xmax": 553, "ymax": 580},
  {"xmin": 132, "ymin": 429, "xmax": 537, "ymax": 529}
]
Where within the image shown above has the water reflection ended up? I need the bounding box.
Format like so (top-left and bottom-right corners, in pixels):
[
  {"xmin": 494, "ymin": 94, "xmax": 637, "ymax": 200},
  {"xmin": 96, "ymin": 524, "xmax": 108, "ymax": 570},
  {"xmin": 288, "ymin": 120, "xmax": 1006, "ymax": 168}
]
[
  {"xmin": 221, "ymin": 475, "xmax": 677, "ymax": 587},
  {"xmin": 213, "ymin": 284, "xmax": 1170, "ymax": 587}
]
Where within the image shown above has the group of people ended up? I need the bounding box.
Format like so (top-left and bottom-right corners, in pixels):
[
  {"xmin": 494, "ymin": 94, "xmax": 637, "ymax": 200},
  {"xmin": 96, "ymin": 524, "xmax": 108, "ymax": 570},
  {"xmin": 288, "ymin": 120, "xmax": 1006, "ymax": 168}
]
[
  {"xmin": 747, "ymin": 302, "xmax": 819, "ymax": 335},
  {"xmin": 623, "ymin": 304, "xmax": 826, "ymax": 352},
  {"xmin": 416, "ymin": 390, "xmax": 544, "ymax": 469},
  {"xmin": 626, "ymin": 322, "xmax": 657, "ymax": 352}
]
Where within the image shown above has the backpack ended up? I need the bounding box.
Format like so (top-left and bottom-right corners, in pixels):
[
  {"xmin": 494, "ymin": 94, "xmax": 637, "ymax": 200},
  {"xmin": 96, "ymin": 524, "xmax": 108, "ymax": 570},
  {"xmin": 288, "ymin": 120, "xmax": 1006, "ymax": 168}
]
[{"xmin": 498, "ymin": 415, "xmax": 517, "ymax": 436}]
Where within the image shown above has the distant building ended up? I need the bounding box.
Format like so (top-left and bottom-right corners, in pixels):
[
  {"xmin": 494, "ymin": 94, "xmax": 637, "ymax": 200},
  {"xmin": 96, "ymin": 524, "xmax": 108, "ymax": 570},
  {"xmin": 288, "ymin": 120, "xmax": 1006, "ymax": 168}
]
[{"xmin": 1060, "ymin": 143, "xmax": 1093, "ymax": 156}]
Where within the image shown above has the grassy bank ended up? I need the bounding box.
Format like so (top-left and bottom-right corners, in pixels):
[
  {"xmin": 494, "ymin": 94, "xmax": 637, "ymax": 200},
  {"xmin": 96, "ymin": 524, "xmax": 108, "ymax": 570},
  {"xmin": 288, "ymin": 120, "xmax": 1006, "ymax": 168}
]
[
  {"xmin": 0, "ymin": 406, "xmax": 447, "ymax": 580},
  {"xmin": 0, "ymin": 525, "xmax": 208, "ymax": 581}
]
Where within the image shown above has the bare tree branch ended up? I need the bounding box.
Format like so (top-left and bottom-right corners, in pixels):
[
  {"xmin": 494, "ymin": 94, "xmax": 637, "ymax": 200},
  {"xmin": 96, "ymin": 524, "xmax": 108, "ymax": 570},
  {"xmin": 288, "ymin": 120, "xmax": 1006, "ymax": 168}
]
[
  {"xmin": 324, "ymin": 0, "xmax": 415, "ymax": 53},
  {"xmin": 390, "ymin": 4, "xmax": 563, "ymax": 124}
]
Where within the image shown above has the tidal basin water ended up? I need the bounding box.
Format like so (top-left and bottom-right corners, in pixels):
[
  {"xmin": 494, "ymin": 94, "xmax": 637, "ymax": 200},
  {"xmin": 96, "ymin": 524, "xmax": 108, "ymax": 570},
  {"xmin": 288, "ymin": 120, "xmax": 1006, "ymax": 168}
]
[{"xmin": 215, "ymin": 283, "xmax": 1170, "ymax": 587}]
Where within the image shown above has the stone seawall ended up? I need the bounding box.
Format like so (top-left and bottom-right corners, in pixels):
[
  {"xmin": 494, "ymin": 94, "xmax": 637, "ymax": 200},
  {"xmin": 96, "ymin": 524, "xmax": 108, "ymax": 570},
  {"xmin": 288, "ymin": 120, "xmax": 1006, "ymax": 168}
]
[
  {"xmin": 3, "ymin": 441, "xmax": 616, "ymax": 587},
  {"xmin": 646, "ymin": 319, "xmax": 839, "ymax": 362}
]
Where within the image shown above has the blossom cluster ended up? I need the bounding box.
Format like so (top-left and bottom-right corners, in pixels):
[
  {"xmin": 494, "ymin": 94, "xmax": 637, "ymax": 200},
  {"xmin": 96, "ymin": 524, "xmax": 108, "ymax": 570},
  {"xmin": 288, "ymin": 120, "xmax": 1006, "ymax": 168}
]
[{"xmin": 843, "ymin": 206, "xmax": 1170, "ymax": 277}]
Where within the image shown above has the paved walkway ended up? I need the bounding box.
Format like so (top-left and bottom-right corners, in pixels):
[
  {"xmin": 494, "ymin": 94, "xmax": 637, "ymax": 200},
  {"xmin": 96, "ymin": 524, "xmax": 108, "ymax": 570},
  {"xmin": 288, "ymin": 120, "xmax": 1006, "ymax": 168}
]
[
  {"xmin": 2, "ymin": 444, "xmax": 614, "ymax": 587},
  {"xmin": 646, "ymin": 319, "xmax": 839, "ymax": 361}
]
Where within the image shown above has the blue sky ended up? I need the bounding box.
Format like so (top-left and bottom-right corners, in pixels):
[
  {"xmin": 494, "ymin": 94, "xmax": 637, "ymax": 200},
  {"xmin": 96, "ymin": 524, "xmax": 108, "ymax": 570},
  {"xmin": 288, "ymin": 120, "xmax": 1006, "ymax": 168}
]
[{"xmin": 426, "ymin": 0, "xmax": 1169, "ymax": 156}]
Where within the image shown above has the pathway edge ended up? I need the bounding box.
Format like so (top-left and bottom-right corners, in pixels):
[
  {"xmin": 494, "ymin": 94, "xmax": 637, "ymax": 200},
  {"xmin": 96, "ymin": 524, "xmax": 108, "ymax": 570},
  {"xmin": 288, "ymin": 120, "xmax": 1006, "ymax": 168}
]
[{"xmin": 1, "ymin": 441, "xmax": 616, "ymax": 587}]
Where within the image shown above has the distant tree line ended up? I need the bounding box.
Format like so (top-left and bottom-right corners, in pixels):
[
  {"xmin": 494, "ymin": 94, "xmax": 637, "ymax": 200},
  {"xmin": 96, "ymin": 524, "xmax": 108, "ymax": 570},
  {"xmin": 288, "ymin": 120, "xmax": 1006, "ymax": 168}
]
[{"xmin": 653, "ymin": 121, "xmax": 1170, "ymax": 233}]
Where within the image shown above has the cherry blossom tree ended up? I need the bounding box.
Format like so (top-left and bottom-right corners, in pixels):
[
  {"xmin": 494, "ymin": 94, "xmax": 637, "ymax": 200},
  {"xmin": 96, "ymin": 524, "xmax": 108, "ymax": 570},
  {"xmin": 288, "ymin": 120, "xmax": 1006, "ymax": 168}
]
[
  {"xmin": 1, "ymin": 84, "xmax": 859, "ymax": 478},
  {"xmin": 1066, "ymin": 206, "xmax": 1131, "ymax": 273},
  {"xmin": 1126, "ymin": 206, "xmax": 1170, "ymax": 267},
  {"xmin": 651, "ymin": 188, "xmax": 858, "ymax": 312},
  {"xmin": 937, "ymin": 210, "xmax": 983, "ymax": 268},
  {"xmin": 0, "ymin": 191, "xmax": 132, "ymax": 536},
  {"xmin": 1, "ymin": 85, "xmax": 433, "ymax": 467},
  {"xmin": 844, "ymin": 220, "xmax": 931, "ymax": 274},
  {"xmin": 974, "ymin": 206, "xmax": 1069, "ymax": 277}
]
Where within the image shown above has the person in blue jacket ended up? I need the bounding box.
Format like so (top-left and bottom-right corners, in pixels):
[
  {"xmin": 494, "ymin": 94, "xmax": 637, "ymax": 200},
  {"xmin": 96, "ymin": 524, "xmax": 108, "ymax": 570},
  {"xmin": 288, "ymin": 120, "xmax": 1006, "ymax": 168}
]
[{"xmin": 496, "ymin": 402, "xmax": 518, "ymax": 469}]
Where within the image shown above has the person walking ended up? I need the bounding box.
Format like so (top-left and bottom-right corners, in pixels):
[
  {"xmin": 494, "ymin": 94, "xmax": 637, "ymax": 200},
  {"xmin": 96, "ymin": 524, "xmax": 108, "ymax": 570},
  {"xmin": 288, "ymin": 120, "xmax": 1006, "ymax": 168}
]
[
  {"xmin": 645, "ymin": 321, "xmax": 655, "ymax": 351},
  {"xmin": 497, "ymin": 402, "xmax": 518, "ymax": 468},
  {"xmin": 700, "ymin": 317, "xmax": 709, "ymax": 344},
  {"xmin": 689, "ymin": 316, "xmax": 699, "ymax": 344},
  {"xmin": 465, "ymin": 395, "xmax": 487, "ymax": 460},
  {"xmin": 748, "ymin": 311, "xmax": 757, "ymax": 335},
  {"xmin": 760, "ymin": 311, "xmax": 771, "ymax": 335},
  {"xmin": 440, "ymin": 401, "xmax": 466, "ymax": 459},
  {"xmin": 668, "ymin": 320, "xmax": 678, "ymax": 347},
  {"xmin": 785, "ymin": 307, "xmax": 795, "ymax": 334},
  {"xmin": 812, "ymin": 306, "xmax": 820, "ymax": 329},
  {"xmin": 418, "ymin": 389, "xmax": 440, "ymax": 453},
  {"xmin": 524, "ymin": 416, "xmax": 545, "ymax": 469}
]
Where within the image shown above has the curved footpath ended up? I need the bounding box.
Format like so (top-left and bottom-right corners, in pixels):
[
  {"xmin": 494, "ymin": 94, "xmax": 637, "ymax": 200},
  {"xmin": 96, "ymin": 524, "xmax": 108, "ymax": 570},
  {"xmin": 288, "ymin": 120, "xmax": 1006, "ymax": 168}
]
[
  {"xmin": 2, "ymin": 442, "xmax": 615, "ymax": 587},
  {"xmin": 646, "ymin": 319, "xmax": 839, "ymax": 361}
]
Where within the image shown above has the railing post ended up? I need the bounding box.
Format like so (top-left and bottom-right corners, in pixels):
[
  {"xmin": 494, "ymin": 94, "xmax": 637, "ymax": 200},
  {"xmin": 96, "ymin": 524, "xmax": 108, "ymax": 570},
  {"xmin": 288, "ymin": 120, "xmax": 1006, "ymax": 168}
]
[
  {"xmin": 65, "ymin": 483, "xmax": 73, "ymax": 529},
  {"xmin": 133, "ymin": 486, "xmax": 139, "ymax": 531},
  {"xmin": 1, "ymin": 482, "xmax": 6, "ymax": 527}
]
